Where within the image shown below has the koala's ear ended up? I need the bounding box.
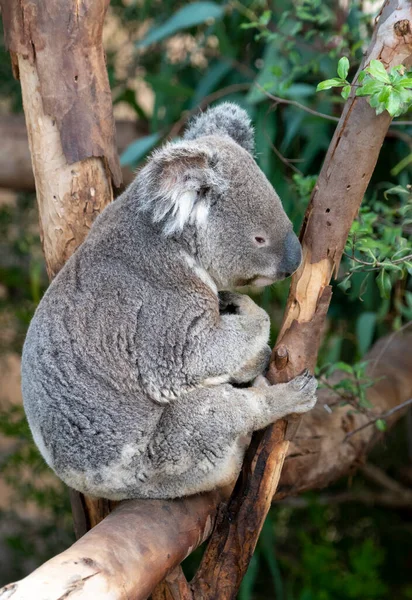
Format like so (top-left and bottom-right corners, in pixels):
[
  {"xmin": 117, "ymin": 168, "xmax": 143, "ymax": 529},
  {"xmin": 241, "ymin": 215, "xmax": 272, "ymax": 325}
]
[
  {"xmin": 183, "ymin": 102, "xmax": 254, "ymax": 155},
  {"xmin": 138, "ymin": 142, "xmax": 225, "ymax": 235}
]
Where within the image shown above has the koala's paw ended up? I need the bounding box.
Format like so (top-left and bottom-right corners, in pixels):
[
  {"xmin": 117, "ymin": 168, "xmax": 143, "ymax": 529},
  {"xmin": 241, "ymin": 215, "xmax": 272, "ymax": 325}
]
[
  {"xmin": 284, "ymin": 370, "xmax": 318, "ymax": 414},
  {"xmin": 230, "ymin": 344, "xmax": 271, "ymax": 384},
  {"xmin": 219, "ymin": 291, "xmax": 268, "ymax": 321}
]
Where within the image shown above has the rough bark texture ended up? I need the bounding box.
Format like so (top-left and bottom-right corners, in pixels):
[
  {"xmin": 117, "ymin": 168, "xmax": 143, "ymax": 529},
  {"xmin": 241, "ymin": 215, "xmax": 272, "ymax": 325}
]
[
  {"xmin": 192, "ymin": 2, "xmax": 412, "ymax": 597},
  {"xmin": 1, "ymin": 0, "xmax": 121, "ymax": 188},
  {"xmin": 0, "ymin": 0, "xmax": 121, "ymax": 543},
  {"xmin": 1, "ymin": 332, "xmax": 411, "ymax": 600},
  {"xmin": 0, "ymin": 115, "xmax": 145, "ymax": 192}
]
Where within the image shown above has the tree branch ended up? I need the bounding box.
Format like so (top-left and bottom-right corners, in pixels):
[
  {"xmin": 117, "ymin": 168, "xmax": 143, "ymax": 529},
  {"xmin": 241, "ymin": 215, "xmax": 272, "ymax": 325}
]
[{"xmin": 1, "ymin": 332, "xmax": 411, "ymax": 600}]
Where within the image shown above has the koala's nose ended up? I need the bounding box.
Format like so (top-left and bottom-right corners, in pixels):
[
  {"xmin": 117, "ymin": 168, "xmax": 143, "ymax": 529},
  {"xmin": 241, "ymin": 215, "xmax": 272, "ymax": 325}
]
[{"xmin": 280, "ymin": 230, "xmax": 302, "ymax": 278}]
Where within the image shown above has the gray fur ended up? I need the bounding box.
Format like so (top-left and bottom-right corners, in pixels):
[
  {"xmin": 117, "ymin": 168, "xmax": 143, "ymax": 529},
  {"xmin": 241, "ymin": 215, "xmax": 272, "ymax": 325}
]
[
  {"xmin": 184, "ymin": 102, "xmax": 255, "ymax": 155},
  {"xmin": 21, "ymin": 103, "xmax": 317, "ymax": 500}
]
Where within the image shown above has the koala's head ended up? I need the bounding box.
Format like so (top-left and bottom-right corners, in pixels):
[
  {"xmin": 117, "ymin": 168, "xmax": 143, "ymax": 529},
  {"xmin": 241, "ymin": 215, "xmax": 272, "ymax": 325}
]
[{"xmin": 137, "ymin": 102, "xmax": 302, "ymax": 290}]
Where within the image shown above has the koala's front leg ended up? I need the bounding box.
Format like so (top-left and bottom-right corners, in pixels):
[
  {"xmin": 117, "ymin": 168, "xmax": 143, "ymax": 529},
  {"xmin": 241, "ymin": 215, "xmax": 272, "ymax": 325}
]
[{"xmin": 194, "ymin": 292, "xmax": 272, "ymax": 387}]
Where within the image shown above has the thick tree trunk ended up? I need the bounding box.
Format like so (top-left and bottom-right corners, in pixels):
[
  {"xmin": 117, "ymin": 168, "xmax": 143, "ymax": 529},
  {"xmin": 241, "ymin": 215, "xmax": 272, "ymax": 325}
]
[
  {"xmin": 0, "ymin": 0, "xmax": 121, "ymax": 538},
  {"xmin": 1, "ymin": 332, "xmax": 411, "ymax": 600}
]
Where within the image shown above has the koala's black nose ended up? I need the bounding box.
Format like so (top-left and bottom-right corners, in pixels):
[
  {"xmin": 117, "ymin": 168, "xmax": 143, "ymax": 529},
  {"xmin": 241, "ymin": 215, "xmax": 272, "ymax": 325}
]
[{"xmin": 280, "ymin": 230, "xmax": 302, "ymax": 278}]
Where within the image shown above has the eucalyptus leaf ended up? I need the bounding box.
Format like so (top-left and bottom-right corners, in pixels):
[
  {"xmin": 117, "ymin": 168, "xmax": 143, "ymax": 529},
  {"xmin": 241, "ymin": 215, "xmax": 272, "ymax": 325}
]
[
  {"xmin": 375, "ymin": 419, "xmax": 387, "ymax": 432},
  {"xmin": 366, "ymin": 59, "xmax": 391, "ymax": 83},
  {"xmin": 385, "ymin": 90, "xmax": 402, "ymax": 116},
  {"xmin": 337, "ymin": 56, "xmax": 349, "ymax": 80},
  {"xmin": 356, "ymin": 79, "xmax": 385, "ymax": 97},
  {"xmin": 398, "ymin": 77, "xmax": 412, "ymax": 88},
  {"xmin": 376, "ymin": 269, "xmax": 392, "ymax": 299},
  {"xmin": 316, "ymin": 78, "xmax": 344, "ymax": 91},
  {"xmin": 356, "ymin": 312, "xmax": 376, "ymax": 355}
]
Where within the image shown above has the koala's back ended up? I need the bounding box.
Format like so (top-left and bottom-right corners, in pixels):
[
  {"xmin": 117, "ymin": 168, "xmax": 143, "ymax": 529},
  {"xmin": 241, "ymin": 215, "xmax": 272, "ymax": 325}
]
[{"xmin": 21, "ymin": 195, "xmax": 207, "ymax": 496}]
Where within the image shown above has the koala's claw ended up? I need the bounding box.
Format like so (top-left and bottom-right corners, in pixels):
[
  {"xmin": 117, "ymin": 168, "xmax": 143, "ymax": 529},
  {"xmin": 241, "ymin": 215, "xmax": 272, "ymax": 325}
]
[
  {"xmin": 290, "ymin": 369, "xmax": 314, "ymax": 391},
  {"xmin": 286, "ymin": 371, "xmax": 318, "ymax": 414}
]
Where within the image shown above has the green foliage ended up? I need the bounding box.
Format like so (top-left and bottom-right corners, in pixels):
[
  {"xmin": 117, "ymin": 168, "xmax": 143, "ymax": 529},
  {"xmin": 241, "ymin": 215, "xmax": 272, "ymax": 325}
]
[
  {"xmin": 341, "ymin": 185, "xmax": 412, "ymax": 303},
  {"xmin": 317, "ymin": 57, "xmax": 412, "ymax": 117},
  {"xmin": 317, "ymin": 360, "xmax": 377, "ymax": 413}
]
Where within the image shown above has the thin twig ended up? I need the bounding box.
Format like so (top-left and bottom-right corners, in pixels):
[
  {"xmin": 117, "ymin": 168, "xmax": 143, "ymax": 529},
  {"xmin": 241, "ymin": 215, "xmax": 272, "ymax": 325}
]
[
  {"xmin": 343, "ymin": 251, "xmax": 412, "ymax": 268},
  {"xmin": 344, "ymin": 397, "xmax": 412, "ymax": 441},
  {"xmin": 263, "ymin": 105, "xmax": 303, "ymax": 174},
  {"xmin": 255, "ymin": 83, "xmax": 340, "ymax": 122}
]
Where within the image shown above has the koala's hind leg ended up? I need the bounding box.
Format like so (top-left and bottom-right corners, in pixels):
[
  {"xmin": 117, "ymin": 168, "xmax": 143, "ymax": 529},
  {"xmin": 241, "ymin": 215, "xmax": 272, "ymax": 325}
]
[{"xmin": 137, "ymin": 374, "xmax": 317, "ymax": 499}]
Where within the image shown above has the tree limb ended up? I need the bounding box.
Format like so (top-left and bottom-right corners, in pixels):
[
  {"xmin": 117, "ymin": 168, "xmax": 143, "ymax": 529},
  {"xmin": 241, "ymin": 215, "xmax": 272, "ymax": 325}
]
[{"xmin": 1, "ymin": 332, "xmax": 411, "ymax": 600}]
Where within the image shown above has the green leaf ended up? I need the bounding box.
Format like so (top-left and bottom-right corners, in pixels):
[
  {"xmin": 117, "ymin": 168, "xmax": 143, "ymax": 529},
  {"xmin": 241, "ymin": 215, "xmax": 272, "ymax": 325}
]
[
  {"xmin": 136, "ymin": 2, "xmax": 225, "ymax": 48},
  {"xmin": 377, "ymin": 85, "xmax": 391, "ymax": 103},
  {"xmin": 376, "ymin": 269, "xmax": 392, "ymax": 299},
  {"xmin": 338, "ymin": 276, "xmax": 352, "ymax": 292},
  {"xmin": 381, "ymin": 260, "xmax": 403, "ymax": 272},
  {"xmin": 190, "ymin": 61, "xmax": 232, "ymax": 108},
  {"xmin": 120, "ymin": 132, "xmax": 161, "ymax": 167},
  {"xmin": 337, "ymin": 56, "xmax": 350, "ymax": 80},
  {"xmin": 398, "ymin": 77, "xmax": 412, "ymax": 88},
  {"xmin": 385, "ymin": 89, "xmax": 402, "ymax": 116},
  {"xmin": 356, "ymin": 312, "xmax": 376, "ymax": 355},
  {"xmin": 316, "ymin": 78, "xmax": 345, "ymax": 91},
  {"xmin": 145, "ymin": 74, "xmax": 194, "ymax": 98},
  {"xmin": 334, "ymin": 361, "xmax": 354, "ymax": 374},
  {"xmin": 366, "ymin": 59, "xmax": 391, "ymax": 83},
  {"xmin": 341, "ymin": 84, "xmax": 351, "ymax": 100},
  {"xmin": 356, "ymin": 79, "xmax": 385, "ymax": 96},
  {"xmin": 391, "ymin": 152, "xmax": 412, "ymax": 176},
  {"xmin": 375, "ymin": 419, "xmax": 387, "ymax": 432}
]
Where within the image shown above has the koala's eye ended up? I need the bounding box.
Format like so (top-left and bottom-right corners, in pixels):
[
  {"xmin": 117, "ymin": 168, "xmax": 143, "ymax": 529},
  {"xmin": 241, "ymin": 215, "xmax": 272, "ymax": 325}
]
[{"xmin": 254, "ymin": 236, "xmax": 267, "ymax": 246}]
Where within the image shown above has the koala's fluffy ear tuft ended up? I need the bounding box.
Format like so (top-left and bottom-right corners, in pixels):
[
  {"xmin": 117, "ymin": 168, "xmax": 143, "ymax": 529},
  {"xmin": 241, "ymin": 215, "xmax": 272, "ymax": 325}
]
[
  {"xmin": 183, "ymin": 102, "xmax": 254, "ymax": 155},
  {"xmin": 138, "ymin": 142, "xmax": 226, "ymax": 236}
]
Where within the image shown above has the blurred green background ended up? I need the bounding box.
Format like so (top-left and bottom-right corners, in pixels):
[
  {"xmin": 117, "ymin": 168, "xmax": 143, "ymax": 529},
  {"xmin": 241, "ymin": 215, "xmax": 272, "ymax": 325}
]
[{"xmin": 0, "ymin": 1, "xmax": 411, "ymax": 597}]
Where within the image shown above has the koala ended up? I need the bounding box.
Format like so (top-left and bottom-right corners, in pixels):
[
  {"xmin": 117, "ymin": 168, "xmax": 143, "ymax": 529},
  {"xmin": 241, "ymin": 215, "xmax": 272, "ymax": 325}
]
[{"xmin": 21, "ymin": 103, "xmax": 317, "ymax": 500}]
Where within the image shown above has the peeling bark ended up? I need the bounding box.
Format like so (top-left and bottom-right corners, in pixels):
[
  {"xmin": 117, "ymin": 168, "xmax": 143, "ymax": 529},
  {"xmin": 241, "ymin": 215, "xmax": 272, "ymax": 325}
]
[{"xmin": 1, "ymin": 0, "xmax": 121, "ymax": 187}]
